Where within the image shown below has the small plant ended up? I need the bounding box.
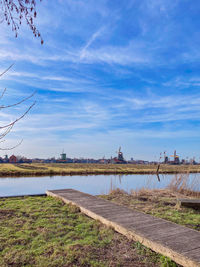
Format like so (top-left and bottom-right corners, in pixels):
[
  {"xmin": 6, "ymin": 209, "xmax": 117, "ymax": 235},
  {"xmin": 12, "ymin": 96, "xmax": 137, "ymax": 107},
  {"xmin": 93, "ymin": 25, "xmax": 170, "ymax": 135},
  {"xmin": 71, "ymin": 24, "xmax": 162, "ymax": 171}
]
[
  {"xmin": 159, "ymin": 255, "xmax": 177, "ymax": 267},
  {"xmin": 133, "ymin": 242, "xmax": 178, "ymax": 266}
]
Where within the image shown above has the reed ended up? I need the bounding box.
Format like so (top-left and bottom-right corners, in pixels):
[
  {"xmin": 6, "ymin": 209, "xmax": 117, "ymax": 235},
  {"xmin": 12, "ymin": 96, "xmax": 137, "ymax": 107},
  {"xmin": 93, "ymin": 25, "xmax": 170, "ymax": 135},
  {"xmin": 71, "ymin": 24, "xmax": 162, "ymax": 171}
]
[{"xmin": 167, "ymin": 173, "xmax": 200, "ymax": 197}]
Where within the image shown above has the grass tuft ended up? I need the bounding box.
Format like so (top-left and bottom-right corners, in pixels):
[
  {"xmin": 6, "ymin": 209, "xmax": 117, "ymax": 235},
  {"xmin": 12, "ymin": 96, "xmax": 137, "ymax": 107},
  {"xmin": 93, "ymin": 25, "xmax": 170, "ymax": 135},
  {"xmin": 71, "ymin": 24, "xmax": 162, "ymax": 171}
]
[{"xmin": 167, "ymin": 173, "xmax": 200, "ymax": 197}]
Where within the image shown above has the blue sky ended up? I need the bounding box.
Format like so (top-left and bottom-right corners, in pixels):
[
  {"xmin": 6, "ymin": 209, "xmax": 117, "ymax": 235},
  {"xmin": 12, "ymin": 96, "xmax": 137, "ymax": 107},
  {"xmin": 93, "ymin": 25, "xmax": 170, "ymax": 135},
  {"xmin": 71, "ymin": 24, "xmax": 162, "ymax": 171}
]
[{"xmin": 0, "ymin": 0, "xmax": 200, "ymax": 160}]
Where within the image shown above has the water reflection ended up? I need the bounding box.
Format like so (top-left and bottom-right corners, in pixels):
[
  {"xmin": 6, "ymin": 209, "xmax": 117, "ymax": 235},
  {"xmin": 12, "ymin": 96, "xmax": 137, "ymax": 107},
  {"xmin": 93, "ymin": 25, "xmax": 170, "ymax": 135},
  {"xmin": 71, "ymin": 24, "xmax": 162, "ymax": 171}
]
[{"xmin": 0, "ymin": 173, "xmax": 199, "ymax": 197}]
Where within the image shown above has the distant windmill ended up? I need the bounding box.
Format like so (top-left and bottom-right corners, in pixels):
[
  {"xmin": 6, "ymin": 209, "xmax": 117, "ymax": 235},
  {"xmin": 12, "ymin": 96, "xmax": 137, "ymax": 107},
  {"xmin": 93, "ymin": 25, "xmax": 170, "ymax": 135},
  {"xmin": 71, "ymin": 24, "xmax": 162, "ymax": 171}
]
[
  {"xmin": 115, "ymin": 147, "xmax": 125, "ymax": 162},
  {"xmin": 170, "ymin": 150, "xmax": 179, "ymax": 160},
  {"xmin": 116, "ymin": 146, "xmax": 121, "ymax": 155},
  {"xmin": 170, "ymin": 150, "xmax": 179, "ymax": 164}
]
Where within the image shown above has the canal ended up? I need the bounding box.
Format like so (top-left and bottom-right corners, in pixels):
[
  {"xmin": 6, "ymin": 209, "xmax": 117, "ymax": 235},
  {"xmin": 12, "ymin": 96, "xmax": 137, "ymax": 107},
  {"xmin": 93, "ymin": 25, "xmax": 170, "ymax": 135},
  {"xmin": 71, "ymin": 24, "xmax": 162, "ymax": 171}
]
[{"xmin": 0, "ymin": 173, "xmax": 199, "ymax": 196}]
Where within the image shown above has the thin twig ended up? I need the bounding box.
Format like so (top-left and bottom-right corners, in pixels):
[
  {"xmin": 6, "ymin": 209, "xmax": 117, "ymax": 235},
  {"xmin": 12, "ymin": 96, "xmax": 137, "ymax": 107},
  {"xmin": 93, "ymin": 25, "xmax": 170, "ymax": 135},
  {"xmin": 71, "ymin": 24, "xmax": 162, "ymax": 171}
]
[
  {"xmin": 0, "ymin": 139, "xmax": 23, "ymax": 150},
  {"xmin": 0, "ymin": 88, "xmax": 7, "ymax": 100},
  {"xmin": 0, "ymin": 125, "xmax": 14, "ymax": 140},
  {"xmin": 0, "ymin": 91, "xmax": 36, "ymax": 109},
  {"xmin": 0, "ymin": 101, "xmax": 36, "ymax": 129},
  {"xmin": 0, "ymin": 63, "xmax": 14, "ymax": 77}
]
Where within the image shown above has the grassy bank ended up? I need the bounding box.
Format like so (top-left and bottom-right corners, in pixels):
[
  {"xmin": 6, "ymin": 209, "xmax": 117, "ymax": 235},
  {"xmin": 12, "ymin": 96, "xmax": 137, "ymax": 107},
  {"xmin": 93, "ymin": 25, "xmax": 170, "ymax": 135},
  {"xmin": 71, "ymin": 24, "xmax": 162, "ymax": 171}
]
[
  {"xmin": 100, "ymin": 188, "xmax": 200, "ymax": 231},
  {"xmin": 0, "ymin": 163, "xmax": 200, "ymax": 177},
  {"xmin": 0, "ymin": 196, "xmax": 177, "ymax": 267}
]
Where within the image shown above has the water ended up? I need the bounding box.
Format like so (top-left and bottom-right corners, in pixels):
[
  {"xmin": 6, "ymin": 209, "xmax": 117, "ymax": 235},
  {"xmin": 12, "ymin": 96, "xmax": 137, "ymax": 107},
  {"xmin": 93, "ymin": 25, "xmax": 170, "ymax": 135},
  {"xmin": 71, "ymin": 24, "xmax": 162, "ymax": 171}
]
[{"xmin": 0, "ymin": 173, "xmax": 199, "ymax": 197}]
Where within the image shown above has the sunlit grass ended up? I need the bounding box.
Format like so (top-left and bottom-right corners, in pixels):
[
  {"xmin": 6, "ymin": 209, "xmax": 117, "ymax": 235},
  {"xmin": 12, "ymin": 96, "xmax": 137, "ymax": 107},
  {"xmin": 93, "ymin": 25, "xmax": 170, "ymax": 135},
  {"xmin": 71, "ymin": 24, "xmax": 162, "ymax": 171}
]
[
  {"xmin": 0, "ymin": 196, "xmax": 173, "ymax": 267},
  {"xmin": 0, "ymin": 163, "xmax": 200, "ymax": 177}
]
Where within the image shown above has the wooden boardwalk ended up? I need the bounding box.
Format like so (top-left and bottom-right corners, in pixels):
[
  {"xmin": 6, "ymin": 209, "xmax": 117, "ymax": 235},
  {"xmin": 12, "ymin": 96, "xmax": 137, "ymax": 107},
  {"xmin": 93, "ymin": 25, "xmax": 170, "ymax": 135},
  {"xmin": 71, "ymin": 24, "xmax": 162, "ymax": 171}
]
[
  {"xmin": 46, "ymin": 189, "xmax": 200, "ymax": 267},
  {"xmin": 177, "ymin": 199, "xmax": 200, "ymax": 209}
]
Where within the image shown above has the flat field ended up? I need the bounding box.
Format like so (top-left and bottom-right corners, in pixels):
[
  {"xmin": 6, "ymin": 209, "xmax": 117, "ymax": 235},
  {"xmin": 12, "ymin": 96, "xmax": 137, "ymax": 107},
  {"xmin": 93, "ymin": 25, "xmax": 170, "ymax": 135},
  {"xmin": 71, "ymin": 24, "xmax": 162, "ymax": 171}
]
[
  {"xmin": 0, "ymin": 196, "xmax": 175, "ymax": 267},
  {"xmin": 0, "ymin": 163, "xmax": 200, "ymax": 177}
]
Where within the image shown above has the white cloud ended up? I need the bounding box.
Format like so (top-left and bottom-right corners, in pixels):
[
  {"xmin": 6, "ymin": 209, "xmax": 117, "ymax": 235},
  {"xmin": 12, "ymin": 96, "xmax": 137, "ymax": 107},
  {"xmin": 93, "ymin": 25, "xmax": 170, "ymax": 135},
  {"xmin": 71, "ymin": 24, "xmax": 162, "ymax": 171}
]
[
  {"xmin": 79, "ymin": 40, "xmax": 153, "ymax": 65},
  {"xmin": 80, "ymin": 27, "xmax": 105, "ymax": 59}
]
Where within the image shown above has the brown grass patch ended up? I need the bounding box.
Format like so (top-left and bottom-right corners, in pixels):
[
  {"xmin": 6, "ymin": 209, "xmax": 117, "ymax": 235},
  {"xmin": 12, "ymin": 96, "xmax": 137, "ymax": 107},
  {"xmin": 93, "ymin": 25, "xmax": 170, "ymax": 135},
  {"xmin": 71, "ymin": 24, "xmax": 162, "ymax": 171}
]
[{"xmin": 167, "ymin": 173, "xmax": 200, "ymax": 197}]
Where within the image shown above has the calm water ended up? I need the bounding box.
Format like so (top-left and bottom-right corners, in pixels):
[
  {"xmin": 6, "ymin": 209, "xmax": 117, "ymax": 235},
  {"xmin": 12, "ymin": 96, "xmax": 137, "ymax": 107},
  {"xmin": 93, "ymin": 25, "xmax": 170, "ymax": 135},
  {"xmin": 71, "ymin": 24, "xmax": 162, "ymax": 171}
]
[{"xmin": 0, "ymin": 173, "xmax": 199, "ymax": 196}]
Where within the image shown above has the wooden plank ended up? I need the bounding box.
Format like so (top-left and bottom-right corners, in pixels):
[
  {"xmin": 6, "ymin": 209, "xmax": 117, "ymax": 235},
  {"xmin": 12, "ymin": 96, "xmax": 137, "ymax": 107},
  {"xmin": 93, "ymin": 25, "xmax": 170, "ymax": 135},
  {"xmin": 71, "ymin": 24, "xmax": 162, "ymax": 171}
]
[
  {"xmin": 177, "ymin": 199, "xmax": 200, "ymax": 209},
  {"xmin": 46, "ymin": 189, "xmax": 200, "ymax": 267},
  {"xmin": 184, "ymin": 248, "xmax": 200, "ymax": 263}
]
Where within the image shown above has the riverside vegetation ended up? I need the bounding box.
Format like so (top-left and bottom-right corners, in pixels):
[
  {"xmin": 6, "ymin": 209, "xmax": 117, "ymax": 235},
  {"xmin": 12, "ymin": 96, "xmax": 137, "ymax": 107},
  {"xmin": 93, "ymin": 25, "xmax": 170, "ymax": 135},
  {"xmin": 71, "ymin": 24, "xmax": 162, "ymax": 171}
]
[
  {"xmin": 0, "ymin": 163, "xmax": 200, "ymax": 177},
  {"xmin": 101, "ymin": 189, "xmax": 200, "ymax": 232},
  {"xmin": 101, "ymin": 174, "xmax": 200, "ymax": 231}
]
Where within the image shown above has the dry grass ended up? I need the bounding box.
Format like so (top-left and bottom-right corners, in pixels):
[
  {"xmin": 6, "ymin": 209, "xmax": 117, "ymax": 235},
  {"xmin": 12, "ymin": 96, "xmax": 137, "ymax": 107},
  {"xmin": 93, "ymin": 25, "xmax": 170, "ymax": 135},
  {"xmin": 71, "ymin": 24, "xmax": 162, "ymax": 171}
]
[
  {"xmin": 125, "ymin": 173, "xmax": 200, "ymax": 198},
  {"xmin": 0, "ymin": 163, "xmax": 200, "ymax": 177},
  {"xmin": 167, "ymin": 173, "xmax": 200, "ymax": 197}
]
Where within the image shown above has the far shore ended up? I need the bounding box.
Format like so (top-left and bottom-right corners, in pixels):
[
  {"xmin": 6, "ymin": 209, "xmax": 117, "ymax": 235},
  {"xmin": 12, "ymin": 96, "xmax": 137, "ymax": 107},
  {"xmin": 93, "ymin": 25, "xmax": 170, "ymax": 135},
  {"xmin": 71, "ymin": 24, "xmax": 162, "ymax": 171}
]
[{"xmin": 0, "ymin": 163, "xmax": 200, "ymax": 177}]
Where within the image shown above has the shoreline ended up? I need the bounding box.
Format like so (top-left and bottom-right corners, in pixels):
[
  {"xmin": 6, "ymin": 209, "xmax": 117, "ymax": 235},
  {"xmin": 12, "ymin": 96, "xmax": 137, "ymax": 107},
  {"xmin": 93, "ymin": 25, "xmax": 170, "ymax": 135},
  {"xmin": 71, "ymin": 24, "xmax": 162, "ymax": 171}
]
[
  {"xmin": 1, "ymin": 170, "xmax": 200, "ymax": 178},
  {"xmin": 0, "ymin": 163, "xmax": 200, "ymax": 177}
]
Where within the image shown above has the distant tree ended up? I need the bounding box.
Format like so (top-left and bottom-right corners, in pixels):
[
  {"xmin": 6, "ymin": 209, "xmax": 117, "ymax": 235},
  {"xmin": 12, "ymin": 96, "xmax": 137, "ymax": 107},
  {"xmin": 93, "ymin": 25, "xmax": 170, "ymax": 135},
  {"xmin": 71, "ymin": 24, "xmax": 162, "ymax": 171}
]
[
  {"xmin": 0, "ymin": 64, "xmax": 35, "ymax": 150},
  {"xmin": 0, "ymin": 0, "xmax": 43, "ymax": 44}
]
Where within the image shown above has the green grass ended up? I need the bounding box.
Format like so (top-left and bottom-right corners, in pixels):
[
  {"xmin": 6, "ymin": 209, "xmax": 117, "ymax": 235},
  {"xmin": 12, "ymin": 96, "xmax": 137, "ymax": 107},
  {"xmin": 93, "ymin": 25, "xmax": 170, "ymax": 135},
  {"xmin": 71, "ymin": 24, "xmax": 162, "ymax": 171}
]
[
  {"xmin": 0, "ymin": 196, "xmax": 176, "ymax": 267},
  {"xmin": 150, "ymin": 204, "xmax": 200, "ymax": 229},
  {"xmin": 101, "ymin": 189, "xmax": 200, "ymax": 231},
  {"xmin": 133, "ymin": 242, "xmax": 177, "ymax": 267},
  {"xmin": 0, "ymin": 196, "xmax": 112, "ymax": 267},
  {"xmin": 0, "ymin": 163, "xmax": 200, "ymax": 177}
]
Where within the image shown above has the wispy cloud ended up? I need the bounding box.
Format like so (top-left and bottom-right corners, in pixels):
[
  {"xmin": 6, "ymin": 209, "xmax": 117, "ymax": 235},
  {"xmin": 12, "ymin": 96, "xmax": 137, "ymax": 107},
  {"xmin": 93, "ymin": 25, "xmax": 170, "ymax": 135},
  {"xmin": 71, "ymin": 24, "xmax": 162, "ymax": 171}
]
[
  {"xmin": 80, "ymin": 27, "xmax": 105, "ymax": 59},
  {"xmin": 79, "ymin": 39, "xmax": 153, "ymax": 65}
]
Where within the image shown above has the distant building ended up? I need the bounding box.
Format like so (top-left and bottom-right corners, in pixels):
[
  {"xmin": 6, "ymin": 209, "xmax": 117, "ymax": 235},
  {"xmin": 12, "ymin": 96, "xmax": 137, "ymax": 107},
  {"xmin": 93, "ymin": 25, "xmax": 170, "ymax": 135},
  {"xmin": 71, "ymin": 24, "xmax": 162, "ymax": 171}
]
[
  {"xmin": 32, "ymin": 158, "xmax": 43, "ymax": 163},
  {"xmin": 60, "ymin": 151, "xmax": 66, "ymax": 160},
  {"xmin": 181, "ymin": 159, "xmax": 186, "ymax": 164},
  {"xmin": 173, "ymin": 150, "xmax": 180, "ymax": 164},
  {"xmin": 9, "ymin": 155, "xmax": 17, "ymax": 163},
  {"xmin": 164, "ymin": 156, "xmax": 169, "ymax": 164},
  {"xmin": 4, "ymin": 154, "xmax": 9, "ymax": 163},
  {"xmin": 164, "ymin": 150, "xmax": 180, "ymax": 165},
  {"xmin": 111, "ymin": 147, "xmax": 127, "ymax": 164}
]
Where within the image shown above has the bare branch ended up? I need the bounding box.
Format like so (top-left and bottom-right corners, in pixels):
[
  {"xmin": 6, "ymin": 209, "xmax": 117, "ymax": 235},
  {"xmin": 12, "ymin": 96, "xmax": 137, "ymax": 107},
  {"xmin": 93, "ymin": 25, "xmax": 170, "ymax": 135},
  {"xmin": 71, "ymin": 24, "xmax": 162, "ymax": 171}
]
[
  {"xmin": 0, "ymin": 101, "xmax": 35, "ymax": 129},
  {"xmin": 0, "ymin": 90, "xmax": 36, "ymax": 109},
  {"xmin": 0, "ymin": 0, "xmax": 43, "ymax": 44},
  {"xmin": 0, "ymin": 87, "xmax": 7, "ymax": 100},
  {"xmin": 0, "ymin": 138, "xmax": 23, "ymax": 150},
  {"xmin": 0, "ymin": 65, "xmax": 36, "ymax": 151},
  {"xmin": 0, "ymin": 63, "xmax": 14, "ymax": 77},
  {"xmin": 0, "ymin": 124, "xmax": 13, "ymax": 139}
]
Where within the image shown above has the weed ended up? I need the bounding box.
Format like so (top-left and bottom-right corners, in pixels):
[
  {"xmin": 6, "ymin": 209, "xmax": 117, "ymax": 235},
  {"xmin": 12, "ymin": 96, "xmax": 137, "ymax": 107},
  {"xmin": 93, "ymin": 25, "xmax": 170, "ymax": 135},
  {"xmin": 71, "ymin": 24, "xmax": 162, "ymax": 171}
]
[
  {"xmin": 159, "ymin": 255, "xmax": 177, "ymax": 267},
  {"xmin": 133, "ymin": 242, "xmax": 178, "ymax": 266}
]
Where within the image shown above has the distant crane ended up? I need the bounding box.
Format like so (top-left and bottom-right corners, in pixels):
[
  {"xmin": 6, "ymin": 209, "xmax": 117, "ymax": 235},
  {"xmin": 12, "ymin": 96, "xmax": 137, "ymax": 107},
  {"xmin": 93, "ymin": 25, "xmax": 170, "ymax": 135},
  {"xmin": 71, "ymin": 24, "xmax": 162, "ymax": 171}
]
[
  {"xmin": 170, "ymin": 150, "xmax": 179, "ymax": 164},
  {"xmin": 170, "ymin": 150, "xmax": 177, "ymax": 159}
]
